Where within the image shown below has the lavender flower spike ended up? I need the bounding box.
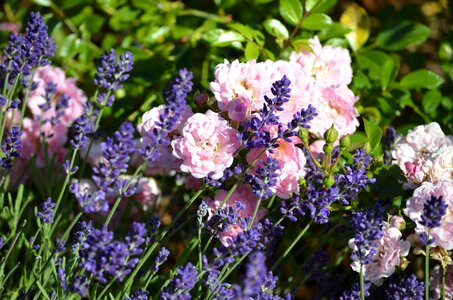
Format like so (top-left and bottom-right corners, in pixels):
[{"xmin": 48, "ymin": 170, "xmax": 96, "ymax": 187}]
[
  {"xmin": 37, "ymin": 197, "xmax": 56, "ymax": 224},
  {"xmin": 94, "ymin": 49, "xmax": 134, "ymax": 107},
  {"xmin": 350, "ymin": 204, "xmax": 384, "ymax": 265}
]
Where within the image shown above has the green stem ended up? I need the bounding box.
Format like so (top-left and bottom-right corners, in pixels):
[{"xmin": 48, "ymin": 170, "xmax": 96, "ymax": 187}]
[
  {"xmin": 121, "ymin": 188, "xmax": 205, "ymax": 295},
  {"xmin": 53, "ymin": 149, "xmax": 78, "ymax": 214},
  {"xmin": 27, "ymin": 212, "xmax": 82, "ymax": 291},
  {"xmin": 97, "ymin": 276, "xmax": 118, "ymax": 299},
  {"xmin": 425, "ymin": 230, "xmax": 430, "ymax": 300},
  {"xmin": 360, "ymin": 264, "xmax": 365, "ymax": 300},
  {"xmin": 104, "ymin": 163, "xmax": 146, "ymax": 227},
  {"xmin": 441, "ymin": 264, "xmax": 446, "ymax": 300},
  {"xmin": 248, "ymin": 196, "xmax": 262, "ymax": 230},
  {"xmin": 0, "ymin": 220, "xmax": 27, "ymax": 293},
  {"xmin": 271, "ymin": 219, "xmax": 313, "ymax": 271}
]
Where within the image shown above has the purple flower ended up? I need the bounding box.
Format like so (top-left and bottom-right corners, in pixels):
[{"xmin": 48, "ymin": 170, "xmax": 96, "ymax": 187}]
[
  {"xmin": 241, "ymin": 76, "xmax": 290, "ymax": 150},
  {"xmin": 384, "ymin": 274, "xmax": 424, "ymax": 300},
  {"xmin": 70, "ymin": 181, "xmax": 108, "ymax": 213},
  {"xmin": 339, "ymin": 282, "xmax": 370, "ymax": 300},
  {"xmin": 71, "ymin": 276, "xmax": 89, "ymax": 297},
  {"xmin": 153, "ymin": 247, "xmax": 170, "ymax": 273},
  {"xmin": 0, "ymin": 12, "xmax": 54, "ymax": 88},
  {"xmin": 57, "ymin": 267, "xmax": 67, "ymax": 290},
  {"xmin": 70, "ymin": 115, "xmax": 94, "ymax": 150},
  {"xmin": 419, "ymin": 195, "xmax": 447, "ymax": 245},
  {"xmin": 78, "ymin": 224, "xmax": 146, "ymax": 284},
  {"xmin": 126, "ymin": 289, "xmax": 149, "ymax": 300},
  {"xmin": 350, "ymin": 204, "xmax": 384, "ymax": 265},
  {"xmin": 161, "ymin": 263, "xmax": 199, "ymax": 300},
  {"xmin": 0, "ymin": 237, "xmax": 3, "ymax": 250},
  {"xmin": 232, "ymin": 251, "xmax": 283, "ymax": 299},
  {"xmin": 72, "ymin": 221, "xmax": 93, "ymax": 248},
  {"xmin": 420, "ymin": 195, "xmax": 447, "ymax": 229},
  {"xmin": 37, "ymin": 197, "xmax": 55, "ymax": 224},
  {"xmin": 337, "ymin": 149, "xmax": 376, "ymax": 205},
  {"xmin": 0, "ymin": 126, "xmax": 22, "ymax": 169},
  {"xmin": 383, "ymin": 127, "xmax": 396, "ymax": 165},
  {"xmin": 139, "ymin": 68, "xmax": 193, "ymax": 163},
  {"xmin": 245, "ymin": 157, "xmax": 279, "ymax": 200},
  {"xmin": 92, "ymin": 122, "xmax": 136, "ymax": 193},
  {"xmin": 94, "ymin": 49, "xmax": 134, "ymax": 107}
]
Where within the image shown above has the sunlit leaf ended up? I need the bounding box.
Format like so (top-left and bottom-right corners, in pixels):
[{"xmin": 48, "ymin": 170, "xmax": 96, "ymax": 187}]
[
  {"xmin": 340, "ymin": 3, "xmax": 370, "ymax": 52},
  {"xmin": 279, "ymin": 0, "xmax": 303, "ymax": 26}
]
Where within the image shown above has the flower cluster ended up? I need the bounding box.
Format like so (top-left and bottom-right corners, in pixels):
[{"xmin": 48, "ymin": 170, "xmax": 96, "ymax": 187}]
[
  {"xmin": 78, "ymin": 222, "xmax": 147, "ymax": 283},
  {"xmin": 211, "ymin": 36, "xmax": 359, "ymax": 138},
  {"xmin": 392, "ymin": 122, "xmax": 452, "ymax": 188},
  {"xmin": 0, "ymin": 12, "xmax": 54, "ymax": 87},
  {"xmin": 94, "ymin": 49, "xmax": 134, "ymax": 107}
]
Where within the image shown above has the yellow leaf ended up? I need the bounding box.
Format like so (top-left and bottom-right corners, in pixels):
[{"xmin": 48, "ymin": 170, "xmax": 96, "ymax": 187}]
[{"xmin": 340, "ymin": 3, "xmax": 370, "ymax": 52}]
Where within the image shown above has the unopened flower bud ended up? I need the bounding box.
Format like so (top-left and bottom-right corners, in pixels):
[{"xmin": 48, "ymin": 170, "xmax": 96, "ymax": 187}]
[
  {"xmin": 323, "ymin": 176, "xmax": 335, "ymax": 188},
  {"xmin": 340, "ymin": 135, "xmax": 351, "ymax": 149},
  {"xmin": 324, "ymin": 125, "xmax": 338, "ymax": 143},
  {"xmin": 298, "ymin": 128, "xmax": 309, "ymax": 143},
  {"xmin": 298, "ymin": 177, "xmax": 306, "ymax": 187}
]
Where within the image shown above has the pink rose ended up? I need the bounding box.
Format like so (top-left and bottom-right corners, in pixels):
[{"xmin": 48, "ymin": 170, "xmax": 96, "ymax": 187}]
[
  {"xmin": 349, "ymin": 222, "xmax": 410, "ymax": 286},
  {"xmin": 430, "ymin": 264, "xmax": 453, "ymax": 299},
  {"xmin": 205, "ymin": 184, "xmax": 266, "ymax": 246},
  {"xmin": 246, "ymin": 139, "xmax": 306, "ymax": 199},
  {"xmin": 392, "ymin": 122, "xmax": 453, "ymax": 188},
  {"xmin": 404, "ymin": 181, "xmax": 453, "ymax": 250},
  {"xmin": 227, "ymin": 96, "xmax": 250, "ymax": 122},
  {"xmin": 172, "ymin": 110, "xmax": 240, "ymax": 179},
  {"xmin": 429, "ymin": 145, "xmax": 453, "ymax": 184},
  {"xmin": 289, "ymin": 36, "xmax": 353, "ymax": 88},
  {"xmin": 309, "ymin": 85, "xmax": 359, "ymax": 138},
  {"xmin": 137, "ymin": 104, "xmax": 193, "ymax": 173},
  {"xmin": 28, "ymin": 66, "xmax": 87, "ymax": 126},
  {"xmin": 210, "ymin": 60, "xmax": 269, "ymax": 116}
]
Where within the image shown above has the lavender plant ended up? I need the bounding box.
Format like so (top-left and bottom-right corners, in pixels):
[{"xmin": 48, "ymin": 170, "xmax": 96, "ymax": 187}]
[{"xmin": 0, "ymin": 9, "xmax": 451, "ymax": 300}]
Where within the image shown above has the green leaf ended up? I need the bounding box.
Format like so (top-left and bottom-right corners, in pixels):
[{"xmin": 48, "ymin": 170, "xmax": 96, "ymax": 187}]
[
  {"xmin": 380, "ymin": 58, "xmax": 398, "ymax": 91},
  {"xmin": 245, "ymin": 42, "xmax": 260, "ymax": 60},
  {"xmin": 363, "ymin": 118, "xmax": 382, "ymax": 152},
  {"xmin": 355, "ymin": 50, "xmax": 391, "ymax": 80},
  {"xmin": 399, "ymin": 70, "xmax": 444, "ymax": 89},
  {"xmin": 347, "ymin": 132, "xmax": 367, "ymax": 151},
  {"xmin": 306, "ymin": 0, "xmax": 337, "ymax": 13},
  {"xmin": 204, "ymin": 29, "xmax": 245, "ymax": 47},
  {"xmin": 279, "ymin": 0, "xmax": 303, "ymax": 26},
  {"xmin": 375, "ymin": 20, "xmax": 431, "ymax": 51},
  {"xmin": 291, "ymin": 38, "xmax": 312, "ymax": 52},
  {"xmin": 422, "ymin": 89, "xmax": 442, "ymax": 114},
  {"xmin": 84, "ymin": 15, "xmax": 105, "ymax": 34},
  {"xmin": 318, "ymin": 23, "xmax": 351, "ymax": 40},
  {"xmin": 228, "ymin": 23, "xmax": 254, "ymax": 40},
  {"xmin": 340, "ymin": 3, "xmax": 370, "ymax": 52},
  {"xmin": 263, "ymin": 19, "xmax": 289, "ymax": 39},
  {"xmin": 57, "ymin": 34, "xmax": 78, "ymax": 58},
  {"xmin": 301, "ymin": 13, "xmax": 332, "ymax": 30},
  {"xmin": 31, "ymin": 0, "xmax": 52, "ymax": 6}
]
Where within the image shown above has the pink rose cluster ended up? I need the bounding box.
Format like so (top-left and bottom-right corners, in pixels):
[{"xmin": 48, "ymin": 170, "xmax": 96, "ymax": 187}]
[
  {"xmin": 392, "ymin": 122, "xmax": 453, "ymax": 188},
  {"xmin": 8, "ymin": 66, "xmax": 87, "ymax": 184},
  {"xmin": 349, "ymin": 219, "xmax": 411, "ymax": 286},
  {"xmin": 391, "ymin": 122, "xmax": 453, "ymax": 252},
  {"xmin": 136, "ymin": 38, "xmax": 357, "ymax": 243},
  {"xmin": 210, "ymin": 36, "xmax": 359, "ymax": 138},
  {"xmin": 404, "ymin": 181, "xmax": 453, "ymax": 250}
]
